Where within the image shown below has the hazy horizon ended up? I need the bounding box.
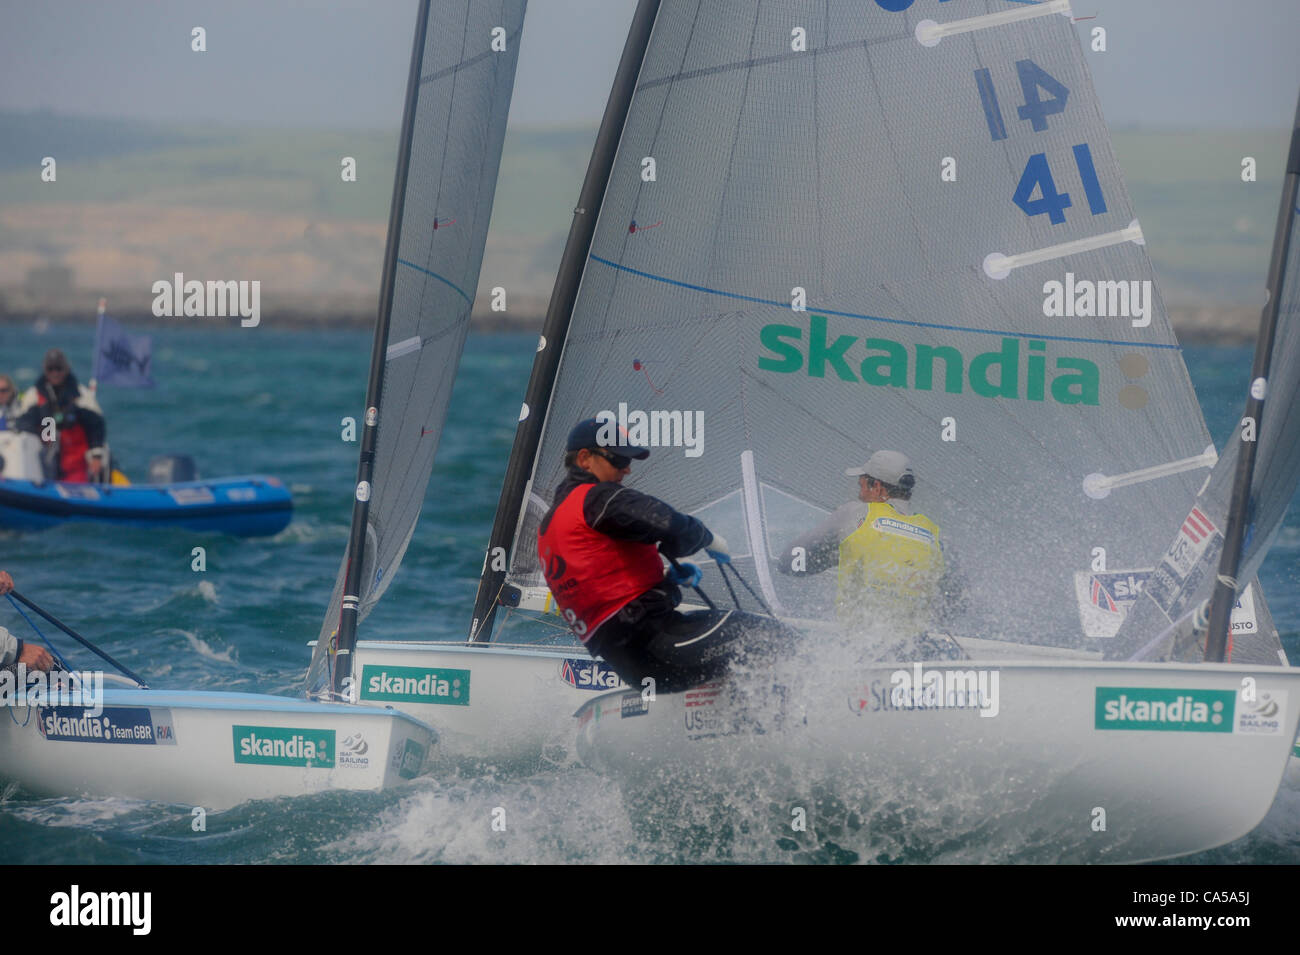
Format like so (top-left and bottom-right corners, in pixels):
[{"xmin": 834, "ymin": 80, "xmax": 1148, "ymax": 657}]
[
  {"xmin": 4, "ymin": 105, "xmax": 1296, "ymax": 138},
  {"xmin": 1, "ymin": 0, "xmax": 1298, "ymax": 133}
]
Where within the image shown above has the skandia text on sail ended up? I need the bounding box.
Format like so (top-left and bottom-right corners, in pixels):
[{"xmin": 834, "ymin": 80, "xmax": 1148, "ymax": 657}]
[
  {"xmin": 151, "ymin": 274, "xmax": 260, "ymax": 327},
  {"xmin": 595, "ymin": 405, "xmax": 703, "ymax": 457},
  {"xmin": 759, "ymin": 315, "xmax": 1100, "ymax": 405},
  {"xmin": 1042, "ymin": 273, "xmax": 1153, "ymax": 327}
]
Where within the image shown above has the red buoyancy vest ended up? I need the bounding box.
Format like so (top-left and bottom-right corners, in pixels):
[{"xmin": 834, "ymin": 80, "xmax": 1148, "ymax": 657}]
[
  {"xmin": 537, "ymin": 483, "xmax": 665, "ymax": 642},
  {"xmin": 37, "ymin": 391, "xmax": 90, "ymax": 483}
]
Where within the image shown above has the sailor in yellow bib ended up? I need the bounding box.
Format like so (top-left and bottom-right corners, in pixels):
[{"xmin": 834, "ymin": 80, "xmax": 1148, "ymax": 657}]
[{"xmin": 780, "ymin": 450, "xmax": 944, "ymax": 634}]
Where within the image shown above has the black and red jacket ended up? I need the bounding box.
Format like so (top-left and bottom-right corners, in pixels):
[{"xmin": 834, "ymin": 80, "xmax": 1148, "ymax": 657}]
[
  {"xmin": 14, "ymin": 373, "xmax": 106, "ymax": 483},
  {"xmin": 537, "ymin": 465, "xmax": 712, "ymax": 642}
]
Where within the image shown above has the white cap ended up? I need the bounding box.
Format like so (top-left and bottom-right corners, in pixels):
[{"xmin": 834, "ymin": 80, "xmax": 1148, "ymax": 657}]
[{"xmin": 845, "ymin": 450, "xmax": 914, "ymax": 488}]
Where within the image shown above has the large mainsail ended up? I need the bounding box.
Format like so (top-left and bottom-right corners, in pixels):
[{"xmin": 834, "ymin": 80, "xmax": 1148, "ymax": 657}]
[
  {"xmin": 309, "ymin": 0, "xmax": 525, "ymax": 694},
  {"xmin": 478, "ymin": 0, "xmax": 1252, "ymax": 650},
  {"xmin": 1110, "ymin": 93, "xmax": 1300, "ymax": 663}
]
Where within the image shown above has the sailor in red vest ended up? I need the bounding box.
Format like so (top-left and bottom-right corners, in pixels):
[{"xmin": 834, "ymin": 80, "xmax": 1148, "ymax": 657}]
[
  {"xmin": 14, "ymin": 349, "xmax": 107, "ymax": 483},
  {"xmin": 538, "ymin": 418, "xmax": 796, "ymax": 693}
]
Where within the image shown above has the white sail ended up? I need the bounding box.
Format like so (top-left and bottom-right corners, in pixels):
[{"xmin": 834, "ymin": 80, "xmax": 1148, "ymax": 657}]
[
  {"xmin": 309, "ymin": 0, "xmax": 526, "ymax": 693},
  {"xmin": 484, "ymin": 0, "xmax": 1260, "ymax": 652}
]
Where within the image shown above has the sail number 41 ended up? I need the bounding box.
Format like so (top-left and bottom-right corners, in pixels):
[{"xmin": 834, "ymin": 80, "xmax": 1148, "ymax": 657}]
[{"xmin": 975, "ymin": 60, "xmax": 1107, "ymax": 225}]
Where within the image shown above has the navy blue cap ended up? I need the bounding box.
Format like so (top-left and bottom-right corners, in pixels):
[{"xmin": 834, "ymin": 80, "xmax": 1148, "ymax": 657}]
[{"xmin": 566, "ymin": 417, "xmax": 650, "ymax": 459}]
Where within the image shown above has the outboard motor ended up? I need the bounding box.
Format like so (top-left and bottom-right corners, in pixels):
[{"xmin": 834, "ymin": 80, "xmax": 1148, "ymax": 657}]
[{"xmin": 148, "ymin": 454, "xmax": 199, "ymax": 484}]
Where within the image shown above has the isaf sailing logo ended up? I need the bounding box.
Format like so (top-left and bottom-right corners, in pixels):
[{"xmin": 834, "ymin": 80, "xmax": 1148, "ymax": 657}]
[
  {"xmin": 1237, "ymin": 690, "xmax": 1287, "ymax": 735},
  {"xmin": 338, "ymin": 732, "xmax": 370, "ymax": 769}
]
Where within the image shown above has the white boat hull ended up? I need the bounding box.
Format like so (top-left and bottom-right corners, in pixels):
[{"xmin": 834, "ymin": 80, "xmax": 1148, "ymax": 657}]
[
  {"xmin": 0, "ymin": 688, "xmax": 434, "ymax": 809},
  {"xmin": 350, "ymin": 640, "xmax": 619, "ymax": 764},
  {"xmin": 574, "ymin": 660, "xmax": 1300, "ymax": 863}
]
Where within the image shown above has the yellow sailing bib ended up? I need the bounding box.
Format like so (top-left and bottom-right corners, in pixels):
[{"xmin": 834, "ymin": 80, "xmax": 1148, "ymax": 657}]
[{"xmin": 836, "ymin": 501, "xmax": 943, "ymax": 627}]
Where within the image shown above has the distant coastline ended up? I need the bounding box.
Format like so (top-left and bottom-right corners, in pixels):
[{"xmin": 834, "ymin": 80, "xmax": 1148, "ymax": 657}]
[{"xmin": 1, "ymin": 112, "xmax": 1286, "ymax": 348}]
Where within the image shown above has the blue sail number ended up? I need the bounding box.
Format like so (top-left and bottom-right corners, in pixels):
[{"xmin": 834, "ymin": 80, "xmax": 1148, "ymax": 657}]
[
  {"xmin": 1013, "ymin": 153, "xmax": 1072, "ymax": 224},
  {"xmin": 975, "ymin": 60, "xmax": 1071, "ymax": 141},
  {"xmin": 1014, "ymin": 144, "xmax": 1108, "ymax": 225},
  {"xmin": 1015, "ymin": 59, "xmax": 1070, "ymax": 132}
]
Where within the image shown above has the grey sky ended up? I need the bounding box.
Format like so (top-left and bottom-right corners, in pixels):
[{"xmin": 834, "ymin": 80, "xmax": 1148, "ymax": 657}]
[{"xmin": 0, "ymin": 0, "xmax": 1297, "ymax": 130}]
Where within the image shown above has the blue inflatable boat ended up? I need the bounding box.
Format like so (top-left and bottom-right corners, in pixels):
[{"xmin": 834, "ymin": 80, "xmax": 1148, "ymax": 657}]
[
  {"xmin": 0, "ymin": 474, "xmax": 293, "ymax": 536},
  {"xmin": 0, "ymin": 431, "xmax": 291, "ymax": 536}
]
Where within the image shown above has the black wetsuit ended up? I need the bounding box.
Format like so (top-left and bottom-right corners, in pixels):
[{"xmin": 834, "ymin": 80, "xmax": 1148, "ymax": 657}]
[{"xmin": 541, "ymin": 465, "xmax": 798, "ymax": 693}]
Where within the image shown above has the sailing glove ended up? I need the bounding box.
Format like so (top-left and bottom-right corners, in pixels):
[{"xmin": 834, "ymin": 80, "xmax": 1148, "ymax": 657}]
[
  {"xmin": 705, "ymin": 532, "xmax": 732, "ymax": 564},
  {"xmin": 665, "ymin": 562, "xmax": 702, "ymax": 589}
]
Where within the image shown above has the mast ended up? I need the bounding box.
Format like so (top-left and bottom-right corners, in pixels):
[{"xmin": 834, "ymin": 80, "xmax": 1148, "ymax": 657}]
[
  {"xmin": 330, "ymin": 0, "xmax": 432, "ymax": 695},
  {"xmin": 1204, "ymin": 91, "xmax": 1300, "ymax": 663},
  {"xmin": 468, "ymin": 0, "xmax": 662, "ymax": 642}
]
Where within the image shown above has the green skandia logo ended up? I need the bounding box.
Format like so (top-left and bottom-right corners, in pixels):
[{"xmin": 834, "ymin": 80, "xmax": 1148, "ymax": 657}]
[
  {"xmin": 1094, "ymin": 687, "xmax": 1234, "ymax": 732},
  {"xmin": 360, "ymin": 665, "xmax": 470, "ymax": 706},
  {"xmin": 758, "ymin": 314, "xmax": 1100, "ymax": 406},
  {"xmin": 232, "ymin": 725, "xmax": 335, "ymax": 767}
]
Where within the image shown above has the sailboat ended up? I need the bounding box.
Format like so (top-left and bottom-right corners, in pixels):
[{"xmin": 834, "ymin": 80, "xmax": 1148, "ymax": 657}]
[
  {"xmin": 300, "ymin": 0, "xmax": 1298, "ymax": 861},
  {"xmin": 0, "ymin": 0, "xmax": 525, "ymax": 808},
  {"xmin": 312, "ymin": 0, "xmax": 665, "ymax": 764},
  {"xmin": 465, "ymin": 0, "xmax": 1300, "ymax": 862}
]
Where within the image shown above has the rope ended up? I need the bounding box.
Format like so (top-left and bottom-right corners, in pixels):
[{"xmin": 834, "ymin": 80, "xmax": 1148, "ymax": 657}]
[
  {"xmin": 718, "ymin": 562, "xmax": 778, "ymax": 618},
  {"xmin": 5, "ymin": 595, "xmax": 74, "ymax": 672}
]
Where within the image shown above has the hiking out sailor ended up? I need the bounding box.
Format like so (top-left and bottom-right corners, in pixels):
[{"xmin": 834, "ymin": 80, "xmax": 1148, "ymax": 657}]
[
  {"xmin": 0, "ymin": 571, "xmax": 54, "ymax": 675},
  {"xmin": 778, "ymin": 450, "xmax": 950, "ymax": 638},
  {"xmin": 538, "ymin": 418, "xmax": 797, "ymax": 693},
  {"xmin": 14, "ymin": 349, "xmax": 108, "ymax": 483}
]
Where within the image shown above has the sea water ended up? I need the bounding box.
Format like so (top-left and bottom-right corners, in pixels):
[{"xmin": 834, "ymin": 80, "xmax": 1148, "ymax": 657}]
[{"xmin": 0, "ymin": 323, "xmax": 1296, "ymax": 864}]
